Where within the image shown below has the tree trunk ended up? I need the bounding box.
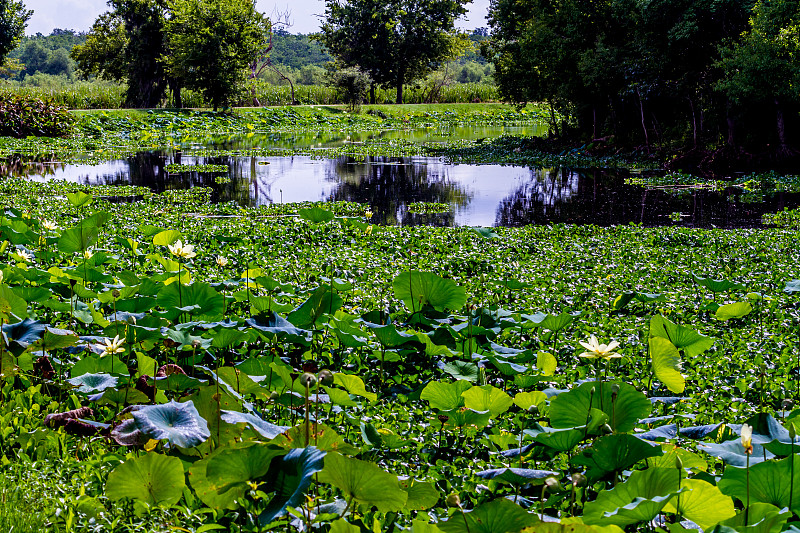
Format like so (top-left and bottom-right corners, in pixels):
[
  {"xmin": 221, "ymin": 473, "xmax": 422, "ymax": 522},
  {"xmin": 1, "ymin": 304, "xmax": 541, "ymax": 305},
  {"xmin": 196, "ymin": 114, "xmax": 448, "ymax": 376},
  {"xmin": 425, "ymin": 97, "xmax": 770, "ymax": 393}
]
[
  {"xmin": 636, "ymin": 87, "xmax": 650, "ymax": 153},
  {"xmin": 726, "ymin": 99, "xmax": 736, "ymax": 147},
  {"xmin": 775, "ymin": 97, "xmax": 787, "ymax": 149},
  {"xmin": 172, "ymin": 81, "xmax": 182, "ymax": 109},
  {"xmin": 370, "ymin": 84, "xmax": 375, "ymax": 105},
  {"xmin": 396, "ymin": 69, "xmax": 404, "ymax": 104},
  {"xmin": 688, "ymin": 96, "xmax": 697, "ymax": 148}
]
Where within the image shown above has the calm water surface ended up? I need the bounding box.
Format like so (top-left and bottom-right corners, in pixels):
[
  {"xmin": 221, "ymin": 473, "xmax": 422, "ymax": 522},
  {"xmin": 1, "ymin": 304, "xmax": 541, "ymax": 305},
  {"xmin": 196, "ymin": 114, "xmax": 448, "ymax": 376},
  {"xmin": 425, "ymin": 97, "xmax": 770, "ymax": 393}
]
[{"xmin": 10, "ymin": 126, "xmax": 800, "ymax": 228}]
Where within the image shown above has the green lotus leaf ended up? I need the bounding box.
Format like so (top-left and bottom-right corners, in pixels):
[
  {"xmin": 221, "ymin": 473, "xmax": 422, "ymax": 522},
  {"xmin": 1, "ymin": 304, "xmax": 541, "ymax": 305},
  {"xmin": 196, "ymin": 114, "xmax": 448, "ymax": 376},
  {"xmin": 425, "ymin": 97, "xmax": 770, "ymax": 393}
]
[
  {"xmin": 461, "ymin": 385, "xmax": 513, "ymax": 417},
  {"xmin": 583, "ymin": 467, "xmax": 685, "ymax": 527},
  {"xmin": 203, "ymin": 443, "xmax": 285, "ymax": 509},
  {"xmin": 549, "ymin": 381, "xmax": 650, "ymax": 433},
  {"xmin": 571, "ymin": 434, "xmax": 663, "ymax": 481},
  {"xmin": 333, "ymin": 373, "xmax": 377, "ymax": 402},
  {"xmin": 663, "ymin": 479, "xmax": 736, "ymax": 530},
  {"xmin": 66, "ymin": 191, "xmax": 92, "ymax": 207},
  {"xmin": 287, "ymin": 286, "xmax": 343, "ymax": 329},
  {"xmin": 298, "ymin": 206, "xmax": 335, "ymax": 223},
  {"xmin": 220, "ymin": 410, "xmax": 288, "ymax": 440},
  {"xmin": 399, "ymin": 479, "xmax": 440, "ymax": 510},
  {"xmin": 523, "ymin": 311, "xmax": 580, "ymax": 332},
  {"xmin": 317, "ymin": 452, "xmax": 407, "ymax": 512},
  {"xmin": 715, "ymin": 302, "xmax": 753, "ymax": 321},
  {"xmin": 785, "ymin": 280, "xmax": 800, "ymax": 294},
  {"xmin": 393, "ymin": 271, "xmax": 467, "ymax": 312},
  {"xmin": 718, "ymin": 455, "xmax": 800, "ymax": 513},
  {"xmin": 105, "ymin": 452, "xmax": 185, "ymax": 506},
  {"xmin": 650, "ymin": 315, "xmax": 714, "ymax": 357},
  {"xmin": 441, "ymin": 360, "xmax": 479, "ymax": 382},
  {"xmin": 421, "ymin": 380, "xmax": 472, "ymax": 411},
  {"xmin": 718, "ymin": 503, "xmax": 790, "ymax": 533},
  {"xmin": 68, "ymin": 372, "xmax": 119, "ymax": 394},
  {"xmin": 438, "ymin": 498, "xmax": 538, "ymax": 533},
  {"xmin": 152, "ymin": 230, "xmax": 183, "ymax": 246},
  {"xmin": 259, "ymin": 446, "xmax": 326, "ymax": 524},
  {"xmin": 475, "ymin": 467, "xmax": 558, "ymax": 485},
  {"xmin": 523, "ymin": 519, "xmax": 624, "ymax": 533},
  {"xmin": 650, "ymin": 336, "xmax": 685, "ymax": 393},
  {"xmin": 157, "ymin": 282, "xmax": 225, "ymax": 322},
  {"xmin": 692, "ymin": 272, "xmax": 743, "ymax": 293},
  {"xmin": 132, "ymin": 400, "xmax": 210, "ymax": 448},
  {"xmin": 513, "ymin": 391, "xmax": 547, "ymax": 411}
]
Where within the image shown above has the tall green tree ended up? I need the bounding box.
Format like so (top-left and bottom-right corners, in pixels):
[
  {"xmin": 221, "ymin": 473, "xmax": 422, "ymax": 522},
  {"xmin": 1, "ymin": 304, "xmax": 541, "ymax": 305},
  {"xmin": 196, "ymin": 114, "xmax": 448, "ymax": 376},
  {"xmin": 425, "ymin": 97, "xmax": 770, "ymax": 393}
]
[
  {"xmin": 163, "ymin": 0, "xmax": 269, "ymax": 111},
  {"xmin": 718, "ymin": 0, "xmax": 800, "ymax": 152},
  {"xmin": 319, "ymin": 0, "xmax": 470, "ymax": 104},
  {"xmin": 72, "ymin": 0, "xmax": 170, "ymax": 108},
  {"xmin": 0, "ymin": 0, "xmax": 31, "ymax": 65}
]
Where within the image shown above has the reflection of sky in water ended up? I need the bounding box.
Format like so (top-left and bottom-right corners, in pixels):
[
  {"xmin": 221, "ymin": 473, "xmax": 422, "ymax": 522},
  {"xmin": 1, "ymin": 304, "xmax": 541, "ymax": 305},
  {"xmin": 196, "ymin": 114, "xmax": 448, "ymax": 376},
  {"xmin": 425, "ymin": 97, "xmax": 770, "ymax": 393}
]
[{"xmin": 8, "ymin": 125, "xmax": 800, "ymax": 228}]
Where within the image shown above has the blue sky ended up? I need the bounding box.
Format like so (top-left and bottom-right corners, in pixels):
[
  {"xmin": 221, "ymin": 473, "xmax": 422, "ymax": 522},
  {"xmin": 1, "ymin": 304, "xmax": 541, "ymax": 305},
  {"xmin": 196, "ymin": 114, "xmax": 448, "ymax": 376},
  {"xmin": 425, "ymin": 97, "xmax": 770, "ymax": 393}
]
[{"xmin": 24, "ymin": 0, "xmax": 491, "ymax": 36}]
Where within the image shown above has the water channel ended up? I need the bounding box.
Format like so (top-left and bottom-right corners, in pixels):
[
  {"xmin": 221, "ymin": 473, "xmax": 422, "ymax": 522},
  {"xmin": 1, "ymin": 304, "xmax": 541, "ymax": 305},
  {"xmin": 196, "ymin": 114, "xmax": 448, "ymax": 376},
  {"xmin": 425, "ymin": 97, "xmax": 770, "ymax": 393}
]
[{"xmin": 8, "ymin": 125, "xmax": 800, "ymax": 228}]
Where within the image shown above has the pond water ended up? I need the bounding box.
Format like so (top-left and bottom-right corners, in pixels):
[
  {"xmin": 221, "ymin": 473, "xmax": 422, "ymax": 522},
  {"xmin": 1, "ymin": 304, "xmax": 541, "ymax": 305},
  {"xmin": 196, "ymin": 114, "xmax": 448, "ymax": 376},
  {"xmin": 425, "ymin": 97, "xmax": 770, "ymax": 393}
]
[{"xmin": 8, "ymin": 126, "xmax": 800, "ymax": 228}]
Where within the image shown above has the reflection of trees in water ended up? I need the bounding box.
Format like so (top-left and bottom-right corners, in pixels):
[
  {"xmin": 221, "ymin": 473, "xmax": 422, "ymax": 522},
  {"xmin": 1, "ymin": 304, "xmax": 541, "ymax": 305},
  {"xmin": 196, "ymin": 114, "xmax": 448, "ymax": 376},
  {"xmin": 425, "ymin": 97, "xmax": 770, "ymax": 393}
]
[
  {"xmin": 494, "ymin": 167, "xmax": 771, "ymax": 228},
  {"xmin": 325, "ymin": 156, "xmax": 470, "ymax": 226},
  {"xmin": 0, "ymin": 155, "xmax": 65, "ymax": 178}
]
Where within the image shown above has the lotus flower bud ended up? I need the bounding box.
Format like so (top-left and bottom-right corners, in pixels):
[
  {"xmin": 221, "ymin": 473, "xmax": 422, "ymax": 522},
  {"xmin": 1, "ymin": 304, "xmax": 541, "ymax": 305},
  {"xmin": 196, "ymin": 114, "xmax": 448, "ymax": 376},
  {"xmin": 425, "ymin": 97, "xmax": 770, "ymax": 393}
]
[
  {"xmin": 269, "ymin": 391, "xmax": 280, "ymax": 400},
  {"xmin": 527, "ymin": 404, "xmax": 539, "ymax": 415},
  {"xmin": 300, "ymin": 372, "xmax": 317, "ymax": 388},
  {"xmin": 783, "ymin": 399, "xmax": 794, "ymax": 411},
  {"xmin": 600, "ymin": 424, "xmax": 613, "ymax": 435},
  {"xmin": 445, "ymin": 493, "xmax": 461, "ymax": 508},
  {"xmin": 112, "ymin": 289, "xmax": 121, "ymax": 299},
  {"xmin": 571, "ymin": 473, "xmax": 587, "ymax": 487},
  {"xmin": 790, "ymin": 423, "xmax": 797, "ymax": 441},
  {"xmin": 544, "ymin": 477, "xmax": 563, "ymax": 492},
  {"xmin": 675, "ymin": 455, "xmax": 683, "ymax": 471},
  {"xmin": 318, "ymin": 369, "xmax": 334, "ymax": 386}
]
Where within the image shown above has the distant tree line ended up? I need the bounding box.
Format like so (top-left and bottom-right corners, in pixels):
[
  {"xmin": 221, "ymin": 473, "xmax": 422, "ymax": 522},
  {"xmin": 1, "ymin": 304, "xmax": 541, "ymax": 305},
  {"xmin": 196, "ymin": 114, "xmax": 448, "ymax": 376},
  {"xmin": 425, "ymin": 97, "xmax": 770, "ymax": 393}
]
[
  {"xmin": 483, "ymin": 0, "xmax": 800, "ymax": 162},
  {"xmin": 7, "ymin": 29, "xmax": 84, "ymax": 80}
]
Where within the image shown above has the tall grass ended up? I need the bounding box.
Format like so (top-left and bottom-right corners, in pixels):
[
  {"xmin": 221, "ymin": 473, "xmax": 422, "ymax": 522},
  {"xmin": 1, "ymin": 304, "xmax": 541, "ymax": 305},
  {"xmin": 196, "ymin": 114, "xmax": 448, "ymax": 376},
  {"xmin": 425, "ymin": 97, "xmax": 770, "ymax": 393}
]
[{"xmin": 1, "ymin": 78, "xmax": 498, "ymax": 109}]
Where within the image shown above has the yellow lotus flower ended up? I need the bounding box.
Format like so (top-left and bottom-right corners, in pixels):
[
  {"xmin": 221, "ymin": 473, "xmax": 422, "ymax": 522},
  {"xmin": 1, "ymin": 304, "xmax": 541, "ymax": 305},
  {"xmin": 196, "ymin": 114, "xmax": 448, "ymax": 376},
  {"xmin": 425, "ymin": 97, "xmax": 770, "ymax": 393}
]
[
  {"xmin": 365, "ymin": 209, "xmax": 373, "ymax": 220},
  {"xmin": 579, "ymin": 335, "xmax": 621, "ymax": 360},
  {"xmin": 741, "ymin": 423, "xmax": 753, "ymax": 455},
  {"xmin": 168, "ymin": 240, "xmax": 196, "ymax": 259},
  {"xmin": 102, "ymin": 335, "xmax": 125, "ymax": 356},
  {"xmin": 216, "ymin": 256, "xmax": 229, "ymax": 267},
  {"xmin": 365, "ymin": 225, "xmax": 373, "ymax": 235}
]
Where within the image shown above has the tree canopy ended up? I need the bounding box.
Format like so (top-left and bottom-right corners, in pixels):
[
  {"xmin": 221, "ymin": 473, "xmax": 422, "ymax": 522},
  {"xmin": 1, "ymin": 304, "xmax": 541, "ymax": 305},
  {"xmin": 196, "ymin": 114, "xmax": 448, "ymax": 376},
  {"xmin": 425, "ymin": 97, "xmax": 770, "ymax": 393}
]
[
  {"xmin": 164, "ymin": 0, "xmax": 269, "ymax": 111},
  {"xmin": 72, "ymin": 0, "xmax": 268, "ymax": 109},
  {"xmin": 483, "ymin": 0, "xmax": 800, "ymax": 160},
  {"xmin": 0, "ymin": 0, "xmax": 31, "ymax": 66},
  {"xmin": 319, "ymin": 0, "xmax": 470, "ymax": 104}
]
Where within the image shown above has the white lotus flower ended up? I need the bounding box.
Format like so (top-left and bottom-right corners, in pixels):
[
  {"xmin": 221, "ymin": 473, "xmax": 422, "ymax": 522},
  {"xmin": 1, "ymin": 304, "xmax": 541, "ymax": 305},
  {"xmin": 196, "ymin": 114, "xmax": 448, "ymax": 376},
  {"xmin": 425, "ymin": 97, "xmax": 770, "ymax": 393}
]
[
  {"xmin": 579, "ymin": 335, "xmax": 621, "ymax": 360},
  {"xmin": 168, "ymin": 240, "xmax": 196, "ymax": 259}
]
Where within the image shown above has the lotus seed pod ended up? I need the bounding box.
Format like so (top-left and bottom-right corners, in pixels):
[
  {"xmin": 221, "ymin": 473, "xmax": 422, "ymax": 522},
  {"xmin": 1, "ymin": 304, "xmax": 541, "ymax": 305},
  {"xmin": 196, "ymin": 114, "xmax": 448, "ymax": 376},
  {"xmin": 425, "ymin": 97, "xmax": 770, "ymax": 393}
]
[
  {"xmin": 318, "ymin": 369, "xmax": 334, "ymax": 386},
  {"xmin": 300, "ymin": 372, "xmax": 317, "ymax": 388},
  {"xmin": 112, "ymin": 289, "xmax": 121, "ymax": 299},
  {"xmin": 438, "ymin": 414, "xmax": 450, "ymax": 424},
  {"xmin": 783, "ymin": 399, "xmax": 794, "ymax": 411},
  {"xmin": 572, "ymin": 473, "xmax": 587, "ymax": 487},
  {"xmin": 445, "ymin": 493, "xmax": 461, "ymax": 508},
  {"xmin": 527, "ymin": 404, "xmax": 539, "ymax": 415},
  {"xmin": 544, "ymin": 476, "xmax": 562, "ymax": 492}
]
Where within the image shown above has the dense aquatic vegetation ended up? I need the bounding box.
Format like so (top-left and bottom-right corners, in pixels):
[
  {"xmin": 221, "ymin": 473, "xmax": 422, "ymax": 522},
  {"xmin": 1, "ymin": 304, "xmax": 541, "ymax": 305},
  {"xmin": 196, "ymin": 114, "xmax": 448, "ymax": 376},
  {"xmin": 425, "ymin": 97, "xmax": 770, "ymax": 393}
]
[{"xmin": 0, "ymin": 176, "xmax": 799, "ymax": 532}]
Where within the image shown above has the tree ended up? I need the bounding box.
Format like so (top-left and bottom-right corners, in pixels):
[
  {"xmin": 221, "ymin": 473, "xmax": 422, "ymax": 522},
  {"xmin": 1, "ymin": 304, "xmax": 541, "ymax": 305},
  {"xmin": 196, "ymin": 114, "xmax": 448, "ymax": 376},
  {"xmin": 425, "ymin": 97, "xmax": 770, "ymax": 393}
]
[
  {"xmin": 163, "ymin": 0, "xmax": 269, "ymax": 111},
  {"xmin": 718, "ymin": 0, "xmax": 800, "ymax": 152},
  {"xmin": 0, "ymin": 0, "xmax": 30, "ymax": 64},
  {"xmin": 319, "ymin": 0, "xmax": 470, "ymax": 104},
  {"xmin": 72, "ymin": 0, "xmax": 170, "ymax": 108}
]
